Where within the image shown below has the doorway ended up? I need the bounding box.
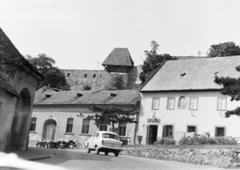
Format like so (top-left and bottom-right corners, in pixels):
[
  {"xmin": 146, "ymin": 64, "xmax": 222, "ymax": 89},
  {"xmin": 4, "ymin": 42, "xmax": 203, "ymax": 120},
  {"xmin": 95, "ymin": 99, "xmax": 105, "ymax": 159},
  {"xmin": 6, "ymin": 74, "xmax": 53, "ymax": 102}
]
[
  {"xmin": 146, "ymin": 125, "xmax": 158, "ymax": 144},
  {"xmin": 10, "ymin": 88, "xmax": 31, "ymax": 150},
  {"xmin": 42, "ymin": 119, "xmax": 57, "ymax": 141}
]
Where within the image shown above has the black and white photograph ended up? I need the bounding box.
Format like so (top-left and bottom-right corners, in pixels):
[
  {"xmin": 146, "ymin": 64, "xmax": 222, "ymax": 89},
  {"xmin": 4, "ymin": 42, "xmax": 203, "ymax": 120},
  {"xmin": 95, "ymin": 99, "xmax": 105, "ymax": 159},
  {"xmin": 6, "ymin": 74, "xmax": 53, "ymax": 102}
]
[{"xmin": 1, "ymin": 0, "xmax": 240, "ymax": 169}]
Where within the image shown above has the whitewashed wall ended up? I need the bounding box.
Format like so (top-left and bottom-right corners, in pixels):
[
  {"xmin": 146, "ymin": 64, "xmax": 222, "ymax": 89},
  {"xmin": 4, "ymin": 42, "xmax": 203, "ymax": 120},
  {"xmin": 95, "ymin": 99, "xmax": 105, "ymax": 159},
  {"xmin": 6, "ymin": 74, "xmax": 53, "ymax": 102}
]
[
  {"xmin": 139, "ymin": 91, "xmax": 240, "ymax": 144},
  {"xmin": 29, "ymin": 107, "xmax": 136, "ymax": 146}
]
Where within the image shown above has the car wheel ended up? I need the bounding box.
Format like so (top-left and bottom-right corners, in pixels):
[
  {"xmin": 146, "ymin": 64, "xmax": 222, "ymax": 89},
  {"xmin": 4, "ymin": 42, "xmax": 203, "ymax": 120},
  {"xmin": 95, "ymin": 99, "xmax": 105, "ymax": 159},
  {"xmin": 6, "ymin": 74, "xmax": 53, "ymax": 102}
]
[
  {"xmin": 114, "ymin": 151, "xmax": 119, "ymax": 157},
  {"xmin": 105, "ymin": 152, "xmax": 108, "ymax": 156},
  {"xmin": 88, "ymin": 149, "xmax": 91, "ymax": 153}
]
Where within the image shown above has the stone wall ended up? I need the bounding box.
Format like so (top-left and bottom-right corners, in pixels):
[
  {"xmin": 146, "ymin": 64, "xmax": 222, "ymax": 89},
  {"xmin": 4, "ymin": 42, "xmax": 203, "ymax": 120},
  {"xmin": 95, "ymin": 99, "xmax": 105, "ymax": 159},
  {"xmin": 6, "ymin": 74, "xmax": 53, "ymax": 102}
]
[{"xmin": 123, "ymin": 146, "xmax": 240, "ymax": 168}]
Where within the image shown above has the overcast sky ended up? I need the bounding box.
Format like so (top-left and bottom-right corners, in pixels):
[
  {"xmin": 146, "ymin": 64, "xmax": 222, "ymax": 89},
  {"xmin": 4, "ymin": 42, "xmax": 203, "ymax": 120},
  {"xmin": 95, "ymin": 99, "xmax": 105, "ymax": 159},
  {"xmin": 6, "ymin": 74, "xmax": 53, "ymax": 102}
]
[{"xmin": 1, "ymin": 0, "xmax": 240, "ymax": 69}]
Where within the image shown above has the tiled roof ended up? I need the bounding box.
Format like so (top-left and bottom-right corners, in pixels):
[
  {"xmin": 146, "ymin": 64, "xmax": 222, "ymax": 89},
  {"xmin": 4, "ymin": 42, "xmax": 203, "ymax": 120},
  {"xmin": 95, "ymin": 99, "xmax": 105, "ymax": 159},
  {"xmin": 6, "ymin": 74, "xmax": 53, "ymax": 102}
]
[
  {"xmin": 102, "ymin": 48, "xmax": 134, "ymax": 67},
  {"xmin": 34, "ymin": 88, "xmax": 140, "ymax": 106},
  {"xmin": 0, "ymin": 28, "xmax": 42, "ymax": 79},
  {"xmin": 141, "ymin": 56, "xmax": 240, "ymax": 92}
]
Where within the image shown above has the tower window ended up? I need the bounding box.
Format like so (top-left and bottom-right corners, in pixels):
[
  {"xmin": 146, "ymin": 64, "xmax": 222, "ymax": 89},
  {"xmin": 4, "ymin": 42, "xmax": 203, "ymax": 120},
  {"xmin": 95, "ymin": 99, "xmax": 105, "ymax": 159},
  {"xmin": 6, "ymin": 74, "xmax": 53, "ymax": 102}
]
[
  {"xmin": 93, "ymin": 74, "xmax": 96, "ymax": 78},
  {"xmin": 84, "ymin": 74, "xmax": 87, "ymax": 78}
]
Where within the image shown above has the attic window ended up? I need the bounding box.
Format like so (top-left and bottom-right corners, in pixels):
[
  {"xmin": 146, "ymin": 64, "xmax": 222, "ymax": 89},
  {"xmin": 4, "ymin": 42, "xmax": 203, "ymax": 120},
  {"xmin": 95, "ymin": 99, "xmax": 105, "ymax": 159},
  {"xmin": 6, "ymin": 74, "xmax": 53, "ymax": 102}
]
[
  {"xmin": 110, "ymin": 93, "xmax": 117, "ymax": 97},
  {"xmin": 180, "ymin": 73, "xmax": 186, "ymax": 77},
  {"xmin": 76, "ymin": 93, "xmax": 83, "ymax": 97},
  {"xmin": 93, "ymin": 74, "xmax": 96, "ymax": 78},
  {"xmin": 84, "ymin": 74, "xmax": 87, "ymax": 78},
  {"xmin": 45, "ymin": 94, "xmax": 51, "ymax": 98}
]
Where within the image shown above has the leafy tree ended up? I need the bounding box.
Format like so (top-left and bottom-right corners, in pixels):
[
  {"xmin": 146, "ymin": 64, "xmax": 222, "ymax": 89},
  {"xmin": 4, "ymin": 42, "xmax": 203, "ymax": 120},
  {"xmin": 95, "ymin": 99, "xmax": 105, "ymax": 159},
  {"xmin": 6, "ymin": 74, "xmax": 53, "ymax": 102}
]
[
  {"xmin": 139, "ymin": 41, "xmax": 176, "ymax": 84},
  {"xmin": 215, "ymin": 66, "xmax": 240, "ymax": 117},
  {"xmin": 109, "ymin": 74, "xmax": 126, "ymax": 90},
  {"xmin": 208, "ymin": 42, "xmax": 240, "ymax": 57},
  {"xmin": 26, "ymin": 54, "xmax": 70, "ymax": 90},
  {"xmin": 88, "ymin": 106, "xmax": 138, "ymax": 131}
]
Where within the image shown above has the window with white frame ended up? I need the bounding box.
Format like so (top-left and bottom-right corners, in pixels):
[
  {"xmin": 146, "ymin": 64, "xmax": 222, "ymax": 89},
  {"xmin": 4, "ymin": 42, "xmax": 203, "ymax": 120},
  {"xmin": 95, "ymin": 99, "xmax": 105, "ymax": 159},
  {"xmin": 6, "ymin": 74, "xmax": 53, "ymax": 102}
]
[
  {"xmin": 152, "ymin": 97, "xmax": 160, "ymax": 110},
  {"xmin": 217, "ymin": 96, "xmax": 227, "ymax": 111},
  {"xmin": 189, "ymin": 97, "xmax": 198, "ymax": 110},
  {"xmin": 178, "ymin": 96, "xmax": 186, "ymax": 109},
  {"xmin": 215, "ymin": 127, "xmax": 225, "ymax": 137},
  {"xmin": 167, "ymin": 97, "xmax": 175, "ymax": 110},
  {"xmin": 66, "ymin": 118, "xmax": 74, "ymax": 133},
  {"xmin": 29, "ymin": 117, "xmax": 37, "ymax": 132},
  {"xmin": 81, "ymin": 118, "xmax": 90, "ymax": 134},
  {"xmin": 119, "ymin": 123, "xmax": 127, "ymax": 136}
]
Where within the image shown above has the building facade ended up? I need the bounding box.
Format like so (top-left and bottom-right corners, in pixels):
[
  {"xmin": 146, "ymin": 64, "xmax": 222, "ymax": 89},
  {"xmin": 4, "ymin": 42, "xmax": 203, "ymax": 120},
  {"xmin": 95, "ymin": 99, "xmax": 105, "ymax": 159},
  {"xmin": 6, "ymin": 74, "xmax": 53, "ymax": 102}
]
[
  {"xmin": 29, "ymin": 89, "xmax": 140, "ymax": 147},
  {"xmin": 0, "ymin": 28, "xmax": 42, "ymax": 151},
  {"xmin": 139, "ymin": 56, "xmax": 240, "ymax": 144}
]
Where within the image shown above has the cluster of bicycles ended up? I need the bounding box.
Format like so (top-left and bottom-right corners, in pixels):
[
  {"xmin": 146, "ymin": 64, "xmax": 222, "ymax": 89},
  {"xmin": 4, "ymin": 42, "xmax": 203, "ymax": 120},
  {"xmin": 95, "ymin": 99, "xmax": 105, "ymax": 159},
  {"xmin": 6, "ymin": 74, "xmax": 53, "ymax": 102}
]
[{"xmin": 36, "ymin": 140, "xmax": 82, "ymax": 149}]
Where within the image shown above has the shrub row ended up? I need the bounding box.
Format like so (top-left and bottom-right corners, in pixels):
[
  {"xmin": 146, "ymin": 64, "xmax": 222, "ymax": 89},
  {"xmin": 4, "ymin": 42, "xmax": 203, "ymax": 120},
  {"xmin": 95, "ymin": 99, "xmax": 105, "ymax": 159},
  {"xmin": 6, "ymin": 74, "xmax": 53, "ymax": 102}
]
[
  {"xmin": 178, "ymin": 136, "xmax": 237, "ymax": 145},
  {"xmin": 154, "ymin": 138, "xmax": 176, "ymax": 145},
  {"xmin": 153, "ymin": 136, "xmax": 237, "ymax": 145}
]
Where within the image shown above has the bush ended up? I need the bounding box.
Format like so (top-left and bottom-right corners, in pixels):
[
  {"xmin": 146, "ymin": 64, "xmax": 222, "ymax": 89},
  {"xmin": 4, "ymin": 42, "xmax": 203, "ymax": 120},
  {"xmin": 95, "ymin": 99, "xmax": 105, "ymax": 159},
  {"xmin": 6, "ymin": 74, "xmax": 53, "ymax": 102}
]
[
  {"xmin": 154, "ymin": 138, "xmax": 176, "ymax": 145},
  {"xmin": 179, "ymin": 136, "xmax": 237, "ymax": 145}
]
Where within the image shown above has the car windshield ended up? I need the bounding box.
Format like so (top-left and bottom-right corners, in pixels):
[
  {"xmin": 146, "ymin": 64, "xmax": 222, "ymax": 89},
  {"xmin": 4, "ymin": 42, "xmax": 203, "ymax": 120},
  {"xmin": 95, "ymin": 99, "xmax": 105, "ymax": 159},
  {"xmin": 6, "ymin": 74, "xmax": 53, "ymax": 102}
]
[{"xmin": 102, "ymin": 133, "xmax": 119, "ymax": 140}]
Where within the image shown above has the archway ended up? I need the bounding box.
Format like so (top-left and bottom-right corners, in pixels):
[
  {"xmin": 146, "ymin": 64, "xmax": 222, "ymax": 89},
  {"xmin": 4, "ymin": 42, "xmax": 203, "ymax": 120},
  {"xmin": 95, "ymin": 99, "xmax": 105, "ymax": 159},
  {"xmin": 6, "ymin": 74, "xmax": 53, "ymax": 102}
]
[
  {"xmin": 42, "ymin": 119, "xmax": 57, "ymax": 141},
  {"xmin": 10, "ymin": 88, "xmax": 31, "ymax": 150}
]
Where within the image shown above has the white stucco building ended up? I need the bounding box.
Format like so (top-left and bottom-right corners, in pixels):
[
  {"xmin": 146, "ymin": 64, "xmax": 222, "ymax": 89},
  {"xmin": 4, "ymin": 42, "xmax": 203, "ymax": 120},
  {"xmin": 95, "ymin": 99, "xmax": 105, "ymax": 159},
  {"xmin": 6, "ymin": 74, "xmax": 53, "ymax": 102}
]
[
  {"xmin": 139, "ymin": 56, "xmax": 240, "ymax": 145},
  {"xmin": 29, "ymin": 88, "xmax": 140, "ymax": 147}
]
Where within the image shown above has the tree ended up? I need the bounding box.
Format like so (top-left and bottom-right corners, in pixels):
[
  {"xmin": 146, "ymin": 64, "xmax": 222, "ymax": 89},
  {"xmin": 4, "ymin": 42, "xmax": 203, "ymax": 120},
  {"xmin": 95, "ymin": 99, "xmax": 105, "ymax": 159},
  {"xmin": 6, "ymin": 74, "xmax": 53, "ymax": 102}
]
[
  {"xmin": 215, "ymin": 66, "xmax": 240, "ymax": 117},
  {"xmin": 88, "ymin": 106, "xmax": 138, "ymax": 131},
  {"xmin": 26, "ymin": 54, "xmax": 70, "ymax": 90},
  {"xmin": 109, "ymin": 74, "xmax": 126, "ymax": 90},
  {"xmin": 139, "ymin": 41, "xmax": 176, "ymax": 84},
  {"xmin": 208, "ymin": 42, "xmax": 240, "ymax": 57}
]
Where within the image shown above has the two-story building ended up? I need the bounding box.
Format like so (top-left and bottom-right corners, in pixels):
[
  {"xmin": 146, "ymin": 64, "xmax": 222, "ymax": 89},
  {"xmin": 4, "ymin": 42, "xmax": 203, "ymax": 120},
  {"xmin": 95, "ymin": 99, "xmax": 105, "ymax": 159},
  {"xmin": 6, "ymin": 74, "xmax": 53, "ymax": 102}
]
[{"xmin": 139, "ymin": 56, "xmax": 240, "ymax": 144}]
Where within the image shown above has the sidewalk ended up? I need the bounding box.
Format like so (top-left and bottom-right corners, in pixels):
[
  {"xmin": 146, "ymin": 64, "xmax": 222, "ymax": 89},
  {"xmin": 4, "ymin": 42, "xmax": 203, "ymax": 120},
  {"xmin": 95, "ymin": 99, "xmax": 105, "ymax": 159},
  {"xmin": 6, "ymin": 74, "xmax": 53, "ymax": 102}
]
[{"xmin": 13, "ymin": 148, "xmax": 53, "ymax": 161}]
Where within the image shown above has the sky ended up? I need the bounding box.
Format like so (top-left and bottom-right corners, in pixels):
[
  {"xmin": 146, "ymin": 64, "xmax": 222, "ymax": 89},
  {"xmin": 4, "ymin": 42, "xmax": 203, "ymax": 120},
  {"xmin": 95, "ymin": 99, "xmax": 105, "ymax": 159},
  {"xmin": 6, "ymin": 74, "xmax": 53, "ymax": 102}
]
[{"xmin": 1, "ymin": 0, "xmax": 240, "ymax": 69}]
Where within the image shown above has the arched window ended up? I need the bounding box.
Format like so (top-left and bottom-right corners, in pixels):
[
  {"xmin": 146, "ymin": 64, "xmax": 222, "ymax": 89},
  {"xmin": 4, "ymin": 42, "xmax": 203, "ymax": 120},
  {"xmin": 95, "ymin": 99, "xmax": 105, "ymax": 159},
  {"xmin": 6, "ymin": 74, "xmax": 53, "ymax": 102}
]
[{"xmin": 178, "ymin": 96, "xmax": 186, "ymax": 109}]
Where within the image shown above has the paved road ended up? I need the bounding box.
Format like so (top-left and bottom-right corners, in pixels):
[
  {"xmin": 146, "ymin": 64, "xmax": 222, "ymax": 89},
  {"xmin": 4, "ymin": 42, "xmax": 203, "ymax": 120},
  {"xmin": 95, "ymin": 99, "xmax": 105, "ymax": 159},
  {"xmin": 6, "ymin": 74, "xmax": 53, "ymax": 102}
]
[{"xmin": 36, "ymin": 149, "xmax": 229, "ymax": 170}]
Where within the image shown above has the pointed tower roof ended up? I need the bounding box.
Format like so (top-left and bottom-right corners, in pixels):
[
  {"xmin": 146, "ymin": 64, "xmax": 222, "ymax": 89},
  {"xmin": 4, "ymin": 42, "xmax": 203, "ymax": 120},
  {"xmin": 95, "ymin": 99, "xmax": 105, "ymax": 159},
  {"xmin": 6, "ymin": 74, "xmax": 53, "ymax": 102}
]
[{"xmin": 102, "ymin": 48, "xmax": 134, "ymax": 67}]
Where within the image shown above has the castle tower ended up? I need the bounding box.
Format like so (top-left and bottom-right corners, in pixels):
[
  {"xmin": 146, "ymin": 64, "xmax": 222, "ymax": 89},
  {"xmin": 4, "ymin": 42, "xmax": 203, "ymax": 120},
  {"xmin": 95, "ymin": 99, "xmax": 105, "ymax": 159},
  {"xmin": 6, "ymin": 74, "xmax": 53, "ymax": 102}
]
[{"xmin": 102, "ymin": 48, "xmax": 134, "ymax": 73}]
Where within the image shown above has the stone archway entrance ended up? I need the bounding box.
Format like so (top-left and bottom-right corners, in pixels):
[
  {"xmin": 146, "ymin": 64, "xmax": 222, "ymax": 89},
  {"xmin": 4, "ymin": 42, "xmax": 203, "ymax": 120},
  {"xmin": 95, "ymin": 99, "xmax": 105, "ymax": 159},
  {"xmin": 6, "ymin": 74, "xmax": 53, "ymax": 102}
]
[
  {"xmin": 10, "ymin": 88, "xmax": 31, "ymax": 150},
  {"xmin": 42, "ymin": 119, "xmax": 57, "ymax": 141}
]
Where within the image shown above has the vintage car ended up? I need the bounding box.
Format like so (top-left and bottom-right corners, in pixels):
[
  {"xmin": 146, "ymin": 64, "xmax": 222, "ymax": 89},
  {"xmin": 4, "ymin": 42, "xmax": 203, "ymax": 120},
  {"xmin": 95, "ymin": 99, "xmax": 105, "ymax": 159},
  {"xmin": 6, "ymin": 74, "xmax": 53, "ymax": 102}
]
[{"xmin": 85, "ymin": 131, "xmax": 122, "ymax": 156}]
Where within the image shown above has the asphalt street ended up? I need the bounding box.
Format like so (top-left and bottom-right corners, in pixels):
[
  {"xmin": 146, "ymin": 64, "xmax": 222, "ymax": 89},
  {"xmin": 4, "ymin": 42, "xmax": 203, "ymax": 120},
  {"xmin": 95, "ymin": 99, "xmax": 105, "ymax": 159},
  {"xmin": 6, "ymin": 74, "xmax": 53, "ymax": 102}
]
[{"xmin": 36, "ymin": 149, "xmax": 230, "ymax": 170}]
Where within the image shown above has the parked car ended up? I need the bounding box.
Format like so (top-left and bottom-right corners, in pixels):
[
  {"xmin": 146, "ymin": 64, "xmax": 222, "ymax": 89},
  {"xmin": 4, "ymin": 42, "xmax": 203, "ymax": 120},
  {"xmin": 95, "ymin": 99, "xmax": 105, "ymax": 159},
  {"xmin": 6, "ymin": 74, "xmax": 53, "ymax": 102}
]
[{"xmin": 85, "ymin": 131, "xmax": 122, "ymax": 156}]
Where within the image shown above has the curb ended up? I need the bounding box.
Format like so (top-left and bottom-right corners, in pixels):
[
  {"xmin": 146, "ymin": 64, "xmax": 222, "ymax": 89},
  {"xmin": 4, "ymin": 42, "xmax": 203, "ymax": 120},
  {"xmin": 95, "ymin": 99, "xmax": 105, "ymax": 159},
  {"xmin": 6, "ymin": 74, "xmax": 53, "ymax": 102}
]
[{"xmin": 28, "ymin": 155, "xmax": 52, "ymax": 161}]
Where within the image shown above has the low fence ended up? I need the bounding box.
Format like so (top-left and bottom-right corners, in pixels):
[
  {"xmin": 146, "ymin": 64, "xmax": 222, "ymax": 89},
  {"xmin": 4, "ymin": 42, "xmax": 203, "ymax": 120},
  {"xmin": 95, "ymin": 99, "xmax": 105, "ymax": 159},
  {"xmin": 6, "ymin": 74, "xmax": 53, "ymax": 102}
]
[{"xmin": 122, "ymin": 146, "xmax": 240, "ymax": 168}]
